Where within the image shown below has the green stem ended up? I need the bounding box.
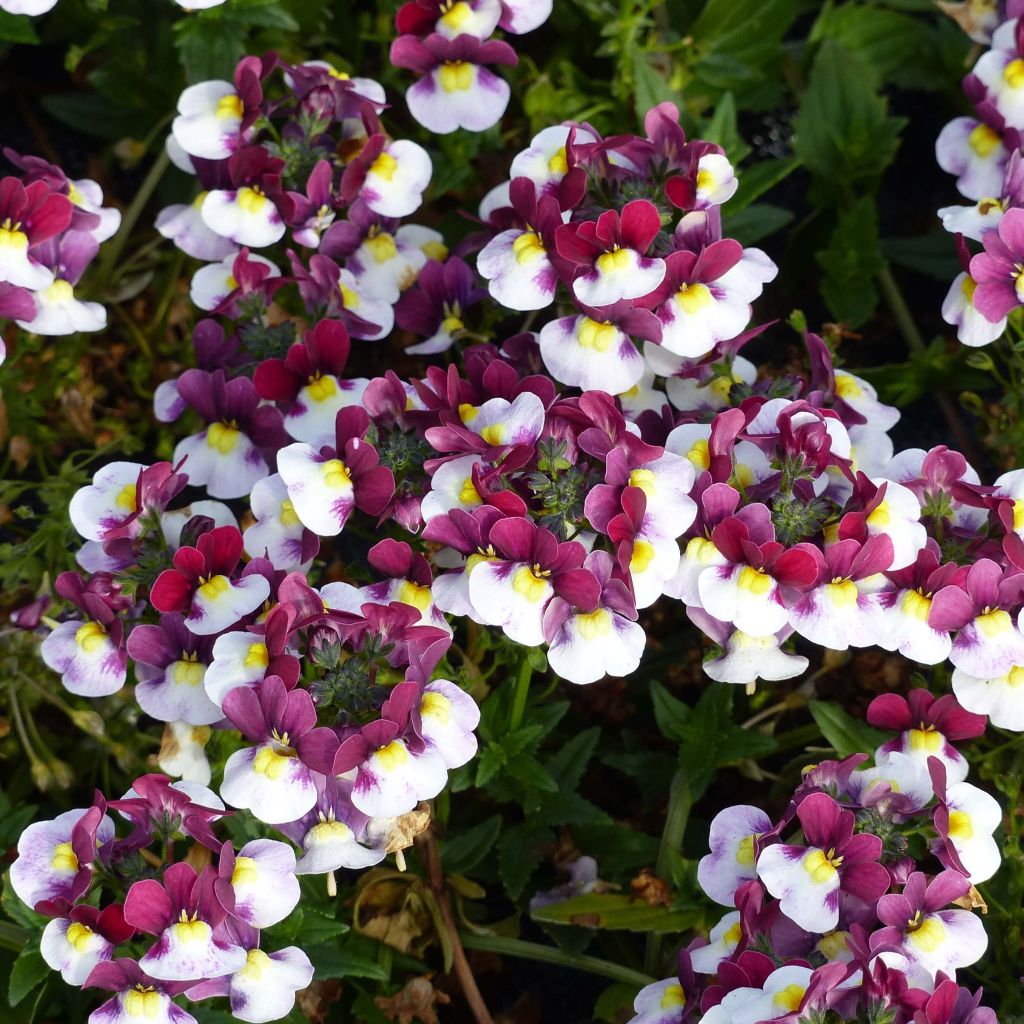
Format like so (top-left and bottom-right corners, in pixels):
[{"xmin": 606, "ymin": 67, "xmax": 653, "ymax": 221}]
[
  {"xmin": 877, "ymin": 264, "xmax": 925, "ymax": 354},
  {"xmin": 645, "ymin": 771, "xmax": 693, "ymax": 975},
  {"xmin": 508, "ymin": 657, "xmax": 533, "ymax": 731},
  {"xmin": 0, "ymin": 922, "xmax": 29, "ymax": 952},
  {"xmin": 97, "ymin": 147, "xmax": 171, "ymax": 287},
  {"xmin": 459, "ymin": 933, "xmax": 656, "ymax": 989}
]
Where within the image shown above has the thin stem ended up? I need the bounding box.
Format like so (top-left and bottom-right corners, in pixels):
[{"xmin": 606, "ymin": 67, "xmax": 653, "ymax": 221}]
[
  {"xmin": 459, "ymin": 933, "xmax": 656, "ymax": 989},
  {"xmin": 877, "ymin": 264, "xmax": 925, "ymax": 354},
  {"xmin": 508, "ymin": 656, "xmax": 533, "ymax": 731},
  {"xmin": 6, "ymin": 682, "xmax": 46, "ymax": 782},
  {"xmin": 419, "ymin": 831, "xmax": 495, "ymax": 1024},
  {"xmin": 645, "ymin": 771, "xmax": 693, "ymax": 976},
  {"xmin": 97, "ymin": 147, "xmax": 171, "ymax": 287}
]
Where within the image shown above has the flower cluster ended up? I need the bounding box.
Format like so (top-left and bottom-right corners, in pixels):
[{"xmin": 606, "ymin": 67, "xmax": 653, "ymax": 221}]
[
  {"xmin": 9, "ymin": 772, "xmax": 313, "ymax": 1024},
  {"xmin": 389, "ymin": 0, "xmax": 552, "ymax": 134},
  {"xmin": 629, "ymin": 689, "xmax": 998, "ymax": 1024},
  {"xmin": 0, "ymin": 150, "xmax": 118, "ymax": 353},
  {"xmin": 158, "ymin": 52, "xmax": 437, "ymax": 348},
  {"xmin": 935, "ymin": 2, "xmax": 1024, "ymax": 345}
]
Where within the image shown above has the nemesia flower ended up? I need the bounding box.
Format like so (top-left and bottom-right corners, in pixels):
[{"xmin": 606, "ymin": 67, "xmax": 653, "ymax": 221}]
[
  {"xmin": 969, "ymin": 205, "xmax": 1024, "ymax": 320},
  {"xmin": 0, "ymin": 175, "xmax": 73, "ymax": 289},
  {"xmin": 555, "ymin": 200, "xmax": 666, "ymax": 307},
  {"xmin": 10, "ymin": 806, "xmax": 114, "ymax": 910},
  {"xmin": 123, "ymin": 862, "xmax": 246, "ymax": 982},
  {"xmin": 84, "ymin": 959, "xmax": 196, "ymax": 1024},
  {"xmin": 932, "ymin": 768, "xmax": 1003, "ymax": 884},
  {"xmin": 218, "ymin": 839, "xmax": 300, "ymax": 929},
  {"xmin": 697, "ymin": 804, "xmax": 773, "ymax": 907},
  {"xmin": 220, "ymin": 676, "xmax": 325, "ymax": 824},
  {"xmin": 40, "ymin": 905, "xmax": 133, "ymax": 986},
  {"xmin": 755, "ymin": 792, "xmax": 889, "ymax": 933},
  {"xmin": 150, "ymin": 526, "xmax": 271, "ymax": 636},
  {"xmin": 189, "ymin": 251, "xmax": 280, "ymax": 312},
  {"xmin": 243, "ymin": 473, "xmax": 319, "ymax": 571},
  {"xmin": 396, "ymin": 256, "xmax": 485, "ymax": 354},
  {"xmin": 341, "ymin": 135, "xmax": 432, "ymax": 219},
  {"xmin": 390, "ymin": 32, "xmax": 518, "ymax": 133},
  {"xmin": 872, "ymin": 871, "xmax": 988, "ymax": 988},
  {"xmin": 277, "ymin": 405, "xmax": 395, "ymax": 537},
  {"xmin": 935, "ymin": 117, "xmax": 1008, "ymax": 200}
]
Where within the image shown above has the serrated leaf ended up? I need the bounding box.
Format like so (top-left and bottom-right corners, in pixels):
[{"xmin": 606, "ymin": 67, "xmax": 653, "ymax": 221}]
[
  {"xmin": 475, "ymin": 744, "xmax": 505, "ymax": 787},
  {"xmin": 441, "ymin": 815, "xmax": 503, "ymax": 875},
  {"xmin": 544, "ymin": 726, "xmax": 600, "ymax": 792},
  {"xmin": 793, "ymin": 40, "xmax": 905, "ymax": 192},
  {"xmin": 632, "ymin": 53, "xmax": 678, "ymax": 121},
  {"xmin": 818, "ymin": 195, "xmax": 885, "ymax": 327},
  {"xmin": 530, "ymin": 893, "xmax": 702, "ymax": 932},
  {"xmin": 310, "ymin": 946, "xmax": 389, "ymax": 982},
  {"xmin": 531, "ymin": 791, "xmax": 612, "ymax": 827},
  {"xmin": 728, "ymin": 156, "xmax": 802, "ymax": 214},
  {"xmin": 8, "ymin": 948, "xmax": 48, "ymax": 1007},
  {"xmin": 808, "ymin": 700, "xmax": 886, "ymax": 758},
  {"xmin": 507, "ymin": 752, "xmax": 559, "ymax": 793},
  {"xmin": 498, "ymin": 823, "xmax": 553, "ymax": 900},
  {"xmin": 703, "ymin": 92, "xmax": 751, "ymax": 165},
  {"xmin": 298, "ymin": 906, "xmax": 350, "ymax": 946}
]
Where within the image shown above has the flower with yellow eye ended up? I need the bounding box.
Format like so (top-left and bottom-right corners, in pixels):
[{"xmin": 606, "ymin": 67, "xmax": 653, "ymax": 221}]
[
  {"xmin": 697, "ymin": 804, "xmax": 772, "ymax": 908},
  {"xmin": 937, "ymin": 116, "xmax": 1008, "ymax": 201}
]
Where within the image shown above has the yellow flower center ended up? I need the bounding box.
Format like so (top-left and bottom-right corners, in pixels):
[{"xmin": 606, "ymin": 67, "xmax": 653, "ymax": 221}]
[
  {"xmin": 630, "ymin": 540, "xmax": 655, "ymax": 574},
  {"xmin": 907, "ymin": 913, "xmax": 946, "ymax": 952},
  {"xmin": 1005, "ymin": 58, "xmax": 1024, "ymax": 88},
  {"xmin": 50, "ymin": 842, "xmax": 79, "ymax": 874},
  {"xmin": 365, "ymin": 231, "xmax": 398, "ymax": 263},
  {"xmin": 307, "ymin": 374, "xmax": 339, "ymax": 403},
  {"xmin": 369, "ymin": 150, "xmax": 398, "ymax": 181},
  {"xmin": 628, "ymin": 468, "xmax": 657, "ymax": 498},
  {"xmin": 908, "ymin": 727, "xmax": 942, "ymax": 752},
  {"xmin": 977, "ymin": 608, "xmax": 1012, "ymax": 637},
  {"xmin": 735, "ymin": 833, "xmax": 756, "ymax": 867},
  {"xmin": 114, "ymin": 482, "xmax": 138, "ymax": 511},
  {"xmin": 802, "ymin": 847, "xmax": 841, "ymax": 884},
  {"xmin": 596, "ymin": 247, "xmax": 632, "ymax": 274},
  {"xmin": 420, "ymin": 690, "xmax": 452, "ymax": 724},
  {"xmin": 253, "ymin": 743, "xmax": 296, "ymax": 781},
  {"xmin": 817, "ymin": 930, "xmax": 849, "ymax": 960},
  {"xmin": 834, "ymin": 373, "xmax": 863, "ymax": 400},
  {"xmin": 0, "ymin": 222, "xmax": 27, "ymax": 251},
  {"xmin": 675, "ymin": 281, "xmax": 713, "ymax": 314},
  {"xmin": 216, "ymin": 94, "xmax": 244, "ymax": 120},
  {"xmin": 231, "ymin": 855, "xmax": 259, "ymax": 887},
  {"xmin": 238, "ymin": 947, "xmax": 272, "ymax": 981},
  {"xmin": 171, "ymin": 916, "xmax": 211, "ymax": 945},
  {"xmin": 75, "ymin": 621, "xmax": 108, "ymax": 653},
  {"xmin": 43, "ymin": 279, "xmax": 74, "ymax": 303},
  {"xmin": 512, "ymin": 230, "xmax": 546, "ymax": 265},
  {"xmin": 339, "ymin": 282, "xmax": 361, "ymax": 308},
  {"xmin": 577, "ymin": 318, "xmax": 617, "ymax": 352},
  {"xmin": 123, "ymin": 987, "xmax": 163, "ymax": 1018},
  {"xmin": 458, "ymin": 475, "xmax": 482, "ymax": 506},
  {"xmin": 867, "ymin": 500, "xmax": 891, "ymax": 528},
  {"xmin": 480, "ymin": 423, "xmax": 507, "ymax": 446},
  {"xmin": 576, "ymin": 608, "xmax": 612, "ymax": 640},
  {"xmin": 439, "ymin": 0, "xmax": 473, "ymax": 29},
  {"xmin": 442, "ymin": 314, "xmax": 464, "ymax": 335},
  {"xmin": 236, "ymin": 186, "xmax": 268, "ymax": 215},
  {"xmin": 512, "ymin": 565, "xmax": 551, "ymax": 603},
  {"xmin": 243, "ymin": 642, "xmax": 269, "ymax": 670},
  {"xmin": 723, "ymin": 922, "xmax": 743, "ymax": 945},
  {"xmin": 685, "ymin": 439, "xmax": 711, "ymax": 471},
  {"xmin": 826, "ymin": 579, "xmax": 859, "ymax": 608},
  {"xmin": 308, "ymin": 819, "xmax": 352, "ymax": 845},
  {"xmin": 66, "ymin": 921, "xmax": 95, "ymax": 952},
  {"xmin": 737, "ymin": 565, "xmax": 772, "ymax": 595},
  {"xmin": 948, "ymin": 809, "xmax": 974, "ymax": 840},
  {"xmin": 774, "ymin": 984, "xmax": 806, "ymax": 1012},
  {"xmin": 197, "ymin": 574, "xmax": 231, "ymax": 601},
  {"xmin": 1006, "ymin": 665, "xmax": 1024, "ymax": 687},
  {"xmin": 902, "ymin": 589, "xmax": 932, "ymax": 621},
  {"xmin": 375, "ymin": 740, "xmax": 409, "ymax": 772},
  {"xmin": 548, "ymin": 146, "xmax": 568, "ymax": 176},
  {"xmin": 207, "ymin": 421, "xmax": 241, "ymax": 454},
  {"xmin": 396, "ymin": 580, "xmax": 433, "ymax": 613},
  {"xmin": 659, "ymin": 982, "xmax": 686, "ymax": 1010},
  {"xmin": 279, "ymin": 498, "xmax": 301, "ymax": 527},
  {"xmin": 439, "ymin": 61, "xmax": 474, "ymax": 92},
  {"xmin": 321, "ymin": 458, "xmax": 353, "ymax": 490},
  {"xmin": 968, "ymin": 122, "xmax": 1001, "ymax": 157},
  {"xmin": 172, "ymin": 657, "xmax": 205, "ymax": 687}
]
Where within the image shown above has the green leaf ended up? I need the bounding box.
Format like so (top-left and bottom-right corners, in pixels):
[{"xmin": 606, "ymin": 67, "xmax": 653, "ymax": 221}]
[
  {"xmin": 818, "ymin": 196, "xmax": 885, "ymax": 327},
  {"xmin": 531, "ymin": 893, "xmax": 702, "ymax": 933},
  {"xmin": 8, "ymin": 948, "xmax": 48, "ymax": 1007},
  {"xmin": 0, "ymin": 11, "xmax": 38, "ymax": 43},
  {"xmin": 728, "ymin": 156, "xmax": 802, "ymax": 214},
  {"xmin": 499, "ymin": 823, "xmax": 554, "ymax": 900},
  {"xmin": 650, "ymin": 680, "xmax": 690, "ymax": 742},
  {"xmin": 507, "ymin": 752, "xmax": 559, "ymax": 793},
  {"xmin": 808, "ymin": 700, "xmax": 886, "ymax": 758},
  {"xmin": 442, "ymin": 815, "xmax": 503, "ymax": 875},
  {"xmin": 632, "ymin": 53, "xmax": 678, "ymax": 121},
  {"xmin": 810, "ymin": 3, "xmax": 941, "ymax": 89},
  {"xmin": 544, "ymin": 726, "xmax": 600, "ymax": 792},
  {"xmin": 297, "ymin": 906, "xmax": 350, "ymax": 946},
  {"xmin": 723, "ymin": 203, "xmax": 793, "ymax": 245},
  {"xmin": 175, "ymin": 16, "xmax": 247, "ymax": 82},
  {"xmin": 793, "ymin": 40, "xmax": 905, "ymax": 193},
  {"xmin": 572, "ymin": 825, "xmax": 660, "ymax": 873},
  {"xmin": 475, "ymin": 744, "xmax": 506, "ymax": 787},
  {"xmin": 703, "ymin": 92, "xmax": 751, "ymax": 164},
  {"xmin": 676, "ymin": 686, "xmax": 777, "ymax": 799},
  {"xmin": 310, "ymin": 946, "xmax": 389, "ymax": 982},
  {"xmin": 883, "ymin": 234, "xmax": 961, "ymax": 282}
]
